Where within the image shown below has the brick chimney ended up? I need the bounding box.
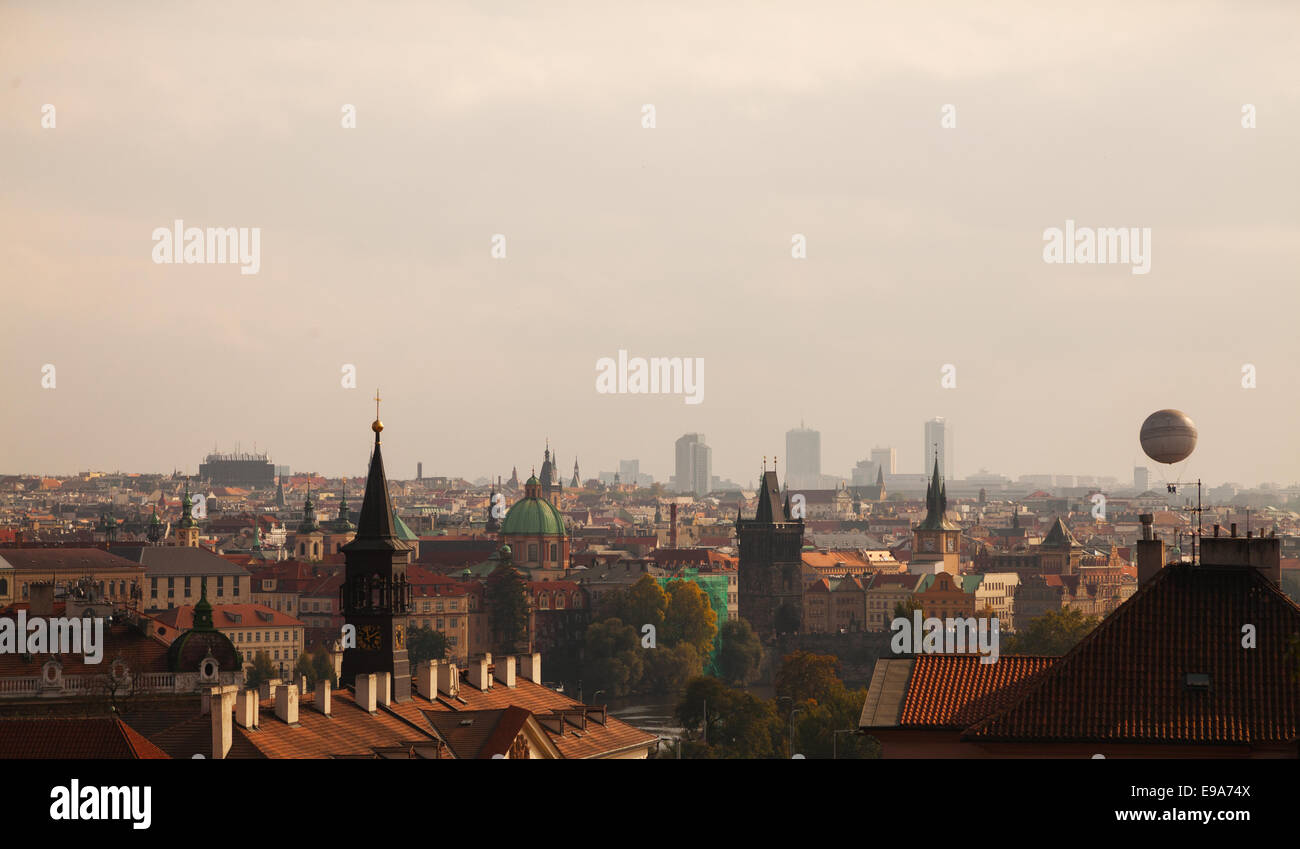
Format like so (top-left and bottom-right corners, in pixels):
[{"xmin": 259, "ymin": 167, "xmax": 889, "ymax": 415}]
[
  {"xmin": 275, "ymin": 683, "xmax": 299, "ymax": 725},
  {"xmin": 259, "ymin": 678, "xmax": 281, "ymax": 701},
  {"xmin": 519, "ymin": 652, "xmax": 542, "ymax": 685},
  {"xmin": 210, "ymin": 685, "xmax": 237, "ymax": 759},
  {"xmin": 236, "ymin": 688, "xmax": 259, "ymax": 729},
  {"xmin": 1136, "ymin": 513, "xmax": 1165, "ymax": 585},
  {"xmin": 356, "ymin": 673, "xmax": 378, "ymax": 713},
  {"xmin": 468, "ymin": 654, "xmax": 491, "ymax": 691},
  {"xmin": 494, "ymin": 654, "xmax": 517, "ymax": 688},
  {"xmin": 375, "ymin": 671, "xmax": 392, "ymax": 708},
  {"xmin": 437, "ymin": 660, "xmax": 460, "ymax": 697},
  {"xmin": 315, "ymin": 680, "xmax": 331, "ymax": 716}
]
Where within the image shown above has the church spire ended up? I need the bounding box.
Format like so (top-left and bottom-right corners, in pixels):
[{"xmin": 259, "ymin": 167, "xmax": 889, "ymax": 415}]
[{"xmin": 346, "ymin": 391, "xmax": 401, "ymax": 547}]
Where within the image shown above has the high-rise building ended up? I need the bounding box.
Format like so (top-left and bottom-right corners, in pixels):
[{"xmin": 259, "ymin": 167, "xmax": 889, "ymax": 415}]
[
  {"xmin": 619, "ymin": 459, "xmax": 640, "ymax": 486},
  {"xmin": 871, "ymin": 447, "xmax": 896, "ymax": 475},
  {"xmin": 1134, "ymin": 466, "xmax": 1149, "ymax": 492},
  {"xmin": 924, "ymin": 418, "xmax": 949, "ymax": 479},
  {"xmin": 674, "ymin": 434, "xmax": 706, "ymax": 495},
  {"xmin": 689, "ymin": 443, "xmax": 712, "ymax": 497},
  {"xmin": 785, "ymin": 424, "xmax": 821, "ymax": 490}
]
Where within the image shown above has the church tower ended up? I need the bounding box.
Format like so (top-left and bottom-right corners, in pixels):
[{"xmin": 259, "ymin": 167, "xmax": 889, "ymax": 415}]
[
  {"xmin": 737, "ymin": 468, "xmax": 805, "ymax": 640},
  {"xmin": 174, "ymin": 482, "xmax": 200, "ymax": 548},
  {"xmin": 571, "ymin": 457, "xmax": 581, "ymax": 489},
  {"xmin": 911, "ymin": 457, "xmax": 961, "ymax": 575},
  {"xmin": 340, "ymin": 395, "xmax": 415, "ymax": 702}
]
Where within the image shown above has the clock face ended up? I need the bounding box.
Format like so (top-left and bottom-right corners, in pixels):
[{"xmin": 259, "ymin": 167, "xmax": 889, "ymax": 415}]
[
  {"xmin": 395, "ymin": 625, "xmax": 405, "ymax": 649},
  {"xmin": 922, "ymin": 537, "xmax": 936, "ymax": 552},
  {"xmin": 946, "ymin": 537, "xmax": 955, "ymax": 552},
  {"xmin": 359, "ymin": 624, "xmax": 382, "ymax": 651}
]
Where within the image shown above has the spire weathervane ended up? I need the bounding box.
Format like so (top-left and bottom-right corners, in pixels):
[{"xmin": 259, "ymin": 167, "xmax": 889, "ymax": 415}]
[{"xmin": 372, "ymin": 389, "xmax": 384, "ymax": 439}]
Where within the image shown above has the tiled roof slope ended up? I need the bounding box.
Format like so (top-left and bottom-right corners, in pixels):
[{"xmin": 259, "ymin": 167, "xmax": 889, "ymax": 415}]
[
  {"xmin": 897, "ymin": 655, "xmax": 1056, "ymax": 729},
  {"xmin": 0, "ymin": 716, "xmax": 170, "ymax": 758},
  {"xmin": 967, "ymin": 564, "xmax": 1300, "ymax": 744}
]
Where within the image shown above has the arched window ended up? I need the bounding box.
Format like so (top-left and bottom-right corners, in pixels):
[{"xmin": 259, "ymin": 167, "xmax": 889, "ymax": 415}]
[
  {"xmin": 549, "ymin": 543, "xmax": 558, "ymax": 562},
  {"xmin": 299, "ymin": 542, "xmax": 306, "ymax": 555}
]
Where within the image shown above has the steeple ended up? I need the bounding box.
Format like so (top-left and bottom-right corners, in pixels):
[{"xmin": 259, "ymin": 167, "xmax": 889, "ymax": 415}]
[
  {"xmin": 486, "ymin": 482, "xmax": 501, "ymax": 534},
  {"xmin": 178, "ymin": 482, "xmax": 195, "ymax": 529},
  {"xmin": 299, "ymin": 479, "xmax": 319, "ymax": 533},
  {"xmin": 571, "ymin": 457, "xmax": 581, "ymax": 488},
  {"xmin": 917, "ymin": 456, "xmax": 959, "ymax": 531},
  {"xmin": 275, "ymin": 475, "xmax": 286, "ymax": 509},
  {"xmin": 345, "ymin": 393, "xmax": 402, "ymax": 548}
]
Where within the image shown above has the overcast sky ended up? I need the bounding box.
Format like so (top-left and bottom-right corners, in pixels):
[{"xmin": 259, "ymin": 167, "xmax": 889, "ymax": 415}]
[{"xmin": 2, "ymin": 1, "xmax": 1297, "ymax": 488}]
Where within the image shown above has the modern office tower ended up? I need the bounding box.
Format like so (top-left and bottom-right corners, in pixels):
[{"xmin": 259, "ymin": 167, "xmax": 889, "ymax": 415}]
[
  {"xmin": 924, "ymin": 418, "xmax": 949, "ymax": 480},
  {"xmin": 675, "ymin": 433, "xmax": 705, "ymax": 494},
  {"xmin": 689, "ymin": 442, "xmax": 712, "ymax": 497},
  {"xmin": 1134, "ymin": 466, "xmax": 1149, "ymax": 492},
  {"xmin": 852, "ymin": 459, "xmax": 878, "ymax": 487},
  {"xmin": 417, "ymin": 462, "xmax": 423, "ymax": 480},
  {"xmin": 619, "ymin": 459, "xmax": 640, "ymax": 485},
  {"xmin": 785, "ymin": 424, "xmax": 821, "ymax": 490},
  {"xmin": 870, "ymin": 446, "xmax": 896, "ymax": 475}
]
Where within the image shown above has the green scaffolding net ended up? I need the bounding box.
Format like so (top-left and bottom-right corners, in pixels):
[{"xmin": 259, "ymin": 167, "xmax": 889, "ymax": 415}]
[{"xmin": 657, "ymin": 568, "xmax": 730, "ymax": 676}]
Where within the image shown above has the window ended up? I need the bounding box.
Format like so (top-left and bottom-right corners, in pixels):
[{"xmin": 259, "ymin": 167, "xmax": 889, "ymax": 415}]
[
  {"xmin": 449, "ymin": 600, "xmax": 458, "ymax": 611},
  {"xmin": 167, "ymin": 577, "xmax": 175, "ymax": 588},
  {"xmin": 556, "ymin": 595, "xmax": 565, "ymax": 609},
  {"xmin": 549, "ymin": 543, "xmax": 558, "ymax": 562},
  {"xmin": 528, "ymin": 544, "xmax": 538, "ymax": 562},
  {"xmin": 150, "ymin": 578, "xmax": 158, "ymax": 598},
  {"xmin": 449, "ymin": 617, "xmax": 458, "ymax": 628},
  {"xmin": 255, "ymin": 632, "xmax": 261, "ymax": 642},
  {"xmin": 233, "ymin": 583, "xmax": 240, "ymax": 597},
  {"xmin": 184, "ymin": 577, "xmax": 192, "ymax": 592},
  {"xmin": 539, "ymin": 595, "xmax": 549, "ymax": 610},
  {"xmin": 274, "ymin": 650, "xmax": 279, "ymax": 660},
  {"xmin": 435, "ymin": 600, "xmax": 444, "ymax": 612}
]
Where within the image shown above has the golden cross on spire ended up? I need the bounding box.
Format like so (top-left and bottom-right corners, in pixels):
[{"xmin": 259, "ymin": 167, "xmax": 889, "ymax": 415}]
[
  {"xmin": 371, "ymin": 389, "xmax": 384, "ymax": 436},
  {"xmin": 374, "ymin": 389, "xmax": 382, "ymax": 419}
]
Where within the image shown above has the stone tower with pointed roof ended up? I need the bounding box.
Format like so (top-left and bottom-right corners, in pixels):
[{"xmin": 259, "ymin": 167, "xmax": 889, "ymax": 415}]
[
  {"xmin": 736, "ymin": 469, "xmax": 805, "ymax": 640},
  {"xmin": 340, "ymin": 399, "xmax": 415, "ymax": 702},
  {"xmin": 912, "ymin": 457, "xmax": 961, "ymax": 576},
  {"xmin": 174, "ymin": 482, "xmax": 200, "ymax": 548},
  {"xmin": 1038, "ymin": 516, "xmax": 1082, "ymax": 575},
  {"xmin": 571, "ymin": 457, "xmax": 581, "ymax": 489}
]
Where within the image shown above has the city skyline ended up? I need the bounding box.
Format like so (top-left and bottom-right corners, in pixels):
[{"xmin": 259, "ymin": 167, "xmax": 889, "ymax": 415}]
[{"xmin": 4, "ymin": 3, "xmax": 1297, "ymax": 487}]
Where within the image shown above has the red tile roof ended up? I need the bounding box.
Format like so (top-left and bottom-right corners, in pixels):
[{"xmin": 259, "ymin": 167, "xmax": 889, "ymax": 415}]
[
  {"xmin": 895, "ymin": 655, "xmax": 1056, "ymax": 728},
  {"xmin": 154, "ymin": 603, "xmax": 304, "ymax": 630},
  {"xmin": 966, "ymin": 564, "xmax": 1300, "ymax": 744},
  {"xmin": 0, "ymin": 716, "xmax": 170, "ymax": 758}
]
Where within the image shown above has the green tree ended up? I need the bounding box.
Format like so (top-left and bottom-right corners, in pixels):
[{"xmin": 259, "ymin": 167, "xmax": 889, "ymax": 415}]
[
  {"xmin": 407, "ymin": 625, "xmax": 448, "ymax": 667},
  {"xmin": 789, "ymin": 685, "xmax": 879, "ymax": 759},
  {"xmin": 292, "ymin": 651, "xmax": 316, "ymax": 687},
  {"xmin": 893, "ymin": 596, "xmax": 922, "ymax": 620},
  {"xmin": 642, "ymin": 642, "xmax": 703, "ymax": 694},
  {"xmin": 676, "ymin": 677, "xmax": 782, "ymax": 759},
  {"xmin": 485, "ymin": 558, "xmax": 530, "ymax": 654},
  {"xmin": 716, "ymin": 618, "xmax": 763, "ymax": 685},
  {"xmin": 617, "ymin": 574, "xmax": 668, "ymax": 635},
  {"xmin": 662, "ymin": 580, "xmax": 718, "ymax": 656},
  {"xmin": 245, "ymin": 651, "xmax": 278, "ymax": 689},
  {"xmin": 1004, "ymin": 607, "xmax": 1100, "ymax": 655},
  {"xmin": 774, "ymin": 651, "xmax": 843, "ymax": 707},
  {"xmin": 310, "ymin": 647, "xmax": 338, "ymax": 688},
  {"xmin": 584, "ymin": 618, "xmax": 644, "ymax": 696}
]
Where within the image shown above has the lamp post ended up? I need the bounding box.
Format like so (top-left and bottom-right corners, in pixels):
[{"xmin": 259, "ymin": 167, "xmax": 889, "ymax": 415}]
[
  {"xmin": 833, "ymin": 729, "xmax": 857, "ymax": 759},
  {"xmin": 788, "ymin": 707, "xmax": 804, "ymax": 758}
]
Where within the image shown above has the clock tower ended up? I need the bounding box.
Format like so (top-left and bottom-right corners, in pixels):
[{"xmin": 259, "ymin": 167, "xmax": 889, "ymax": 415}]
[
  {"xmin": 340, "ymin": 393, "xmax": 415, "ymax": 702},
  {"xmin": 911, "ymin": 457, "xmax": 961, "ymax": 575}
]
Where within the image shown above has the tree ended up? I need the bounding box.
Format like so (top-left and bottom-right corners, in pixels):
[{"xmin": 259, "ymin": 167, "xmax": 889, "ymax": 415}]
[
  {"xmin": 245, "ymin": 651, "xmax": 278, "ymax": 689},
  {"xmin": 310, "ymin": 647, "xmax": 338, "ymax": 688},
  {"xmin": 407, "ymin": 625, "xmax": 448, "ymax": 668},
  {"xmin": 893, "ymin": 596, "xmax": 922, "ymax": 620},
  {"xmin": 485, "ymin": 559, "xmax": 531, "ymax": 654},
  {"xmin": 617, "ymin": 575, "xmax": 668, "ymax": 635},
  {"xmin": 292, "ymin": 651, "xmax": 316, "ymax": 687},
  {"xmin": 717, "ymin": 618, "xmax": 763, "ymax": 685},
  {"xmin": 662, "ymin": 580, "xmax": 718, "ymax": 656},
  {"xmin": 789, "ymin": 686, "xmax": 880, "ymax": 759},
  {"xmin": 675, "ymin": 677, "xmax": 782, "ymax": 759},
  {"xmin": 642, "ymin": 642, "xmax": 703, "ymax": 693},
  {"xmin": 584, "ymin": 618, "xmax": 644, "ymax": 696},
  {"xmin": 775, "ymin": 651, "xmax": 843, "ymax": 707},
  {"xmin": 1004, "ymin": 607, "xmax": 1100, "ymax": 656}
]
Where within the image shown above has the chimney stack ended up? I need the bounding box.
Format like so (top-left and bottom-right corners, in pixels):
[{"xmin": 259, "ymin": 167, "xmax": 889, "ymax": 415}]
[
  {"xmin": 519, "ymin": 652, "xmax": 542, "ymax": 685},
  {"xmin": 259, "ymin": 679, "xmax": 281, "ymax": 701},
  {"xmin": 298, "ymin": 674, "xmax": 308, "ymax": 695},
  {"xmin": 437, "ymin": 660, "xmax": 460, "ymax": 697},
  {"xmin": 468, "ymin": 654, "xmax": 491, "ymax": 691},
  {"xmin": 1136, "ymin": 514, "xmax": 1164, "ymax": 585},
  {"xmin": 210, "ymin": 685, "xmax": 237, "ymax": 759},
  {"xmin": 356, "ymin": 674, "xmax": 378, "ymax": 713},
  {"xmin": 416, "ymin": 660, "xmax": 437, "ymax": 699},
  {"xmin": 1199, "ymin": 535, "xmax": 1280, "ymax": 585},
  {"xmin": 494, "ymin": 654, "xmax": 517, "ymax": 688},
  {"xmin": 375, "ymin": 671, "xmax": 392, "ymax": 708},
  {"xmin": 274, "ymin": 683, "xmax": 299, "ymax": 725},
  {"xmin": 315, "ymin": 679, "xmax": 331, "ymax": 716},
  {"xmin": 236, "ymin": 688, "xmax": 259, "ymax": 729}
]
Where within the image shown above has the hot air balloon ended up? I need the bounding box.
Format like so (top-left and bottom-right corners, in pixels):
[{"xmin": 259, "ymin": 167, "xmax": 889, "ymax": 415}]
[{"xmin": 1140, "ymin": 409, "xmax": 1197, "ymax": 465}]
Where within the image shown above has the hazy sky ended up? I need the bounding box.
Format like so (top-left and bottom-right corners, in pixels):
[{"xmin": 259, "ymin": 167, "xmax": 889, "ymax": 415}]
[{"xmin": 2, "ymin": 1, "xmax": 1298, "ymax": 487}]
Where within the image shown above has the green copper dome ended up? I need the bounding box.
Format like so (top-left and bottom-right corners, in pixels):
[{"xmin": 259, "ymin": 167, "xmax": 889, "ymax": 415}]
[{"xmin": 499, "ymin": 493, "xmax": 566, "ymax": 537}]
